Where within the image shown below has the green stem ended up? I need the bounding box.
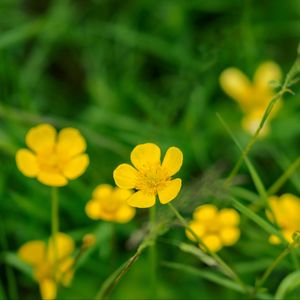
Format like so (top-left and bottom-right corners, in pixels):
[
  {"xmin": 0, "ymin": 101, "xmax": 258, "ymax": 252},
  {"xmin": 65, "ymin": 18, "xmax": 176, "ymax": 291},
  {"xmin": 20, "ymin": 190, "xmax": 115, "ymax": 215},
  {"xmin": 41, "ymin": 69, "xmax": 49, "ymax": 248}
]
[
  {"xmin": 149, "ymin": 204, "xmax": 157, "ymax": 299},
  {"xmin": 167, "ymin": 203, "xmax": 249, "ymax": 295},
  {"xmin": 51, "ymin": 187, "xmax": 59, "ymax": 278},
  {"xmin": 252, "ymin": 246, "xmax": 291, "ymax": 298}
]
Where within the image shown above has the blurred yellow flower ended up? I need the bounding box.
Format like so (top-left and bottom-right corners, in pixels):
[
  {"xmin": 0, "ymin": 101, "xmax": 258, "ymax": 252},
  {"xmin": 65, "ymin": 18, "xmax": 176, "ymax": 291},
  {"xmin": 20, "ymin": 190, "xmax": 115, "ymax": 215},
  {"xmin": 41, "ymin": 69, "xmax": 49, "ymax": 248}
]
[
  {"xmin": 85, "ymin": 184, "xmax": 136, "ymax": 223},
  {"xmin": 220, "ymin": 61, "xmax": 282, "ymax": 135},
  {"xmin": 113, "ymin": 143, "xmax": 183, "ymax": 208},
  {"xmin": 186, "ymin": 204, "xmax": 240, "ymax": 252},
  {"xmin": 16, "ymin": 124, "xmax": 89, "ymax": 186},
  {"xmin": 18, "ymin": 232, "xmax": 75, "ymax": 300},
  {"xmin": 267, "ymin": 194, "xmax": 300, "ymax": 244}
]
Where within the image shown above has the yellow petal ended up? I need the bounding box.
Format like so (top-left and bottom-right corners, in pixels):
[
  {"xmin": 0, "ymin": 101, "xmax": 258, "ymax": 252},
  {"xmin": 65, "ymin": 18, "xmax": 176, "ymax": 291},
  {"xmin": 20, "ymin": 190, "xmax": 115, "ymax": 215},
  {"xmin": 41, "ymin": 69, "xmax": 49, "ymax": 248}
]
[
  {"xmin": 48, "ymin": 232, "xmax": 75, "ymax": 263},
  {"xmin": 37, "ymin": 171, "xmax": 68, "ymax": 187},
  {"xmin": 186, "ymin": 221, "xmax": 206, "ymax": 242},
  {"xmin": 242, "ymin": 110, "xmax": 270, "ymax": 137},
  {"xmin": 219, "ymin": 227, "xmax": 240, "ymax": 246},
  {"xmin": 16, "ymin": 149, "xmax": 39, "ymax": 177},
  {"xmin": 113, "ymin": 164, "xmax": 138, "ymax": 189},
  {"xmin": 26, "ymin": 124, "xmax": 56, "ymax": 154},
  {"xmin": 219, "ymin": 68, "xmax": 252, "ymax": 105},
  {"xmin": 282, "ymin": 229, "xmax": 294, "ymax": 244},
  {"xmin": 115, "ymin": 205, "xmax": 136, "ymax": 223},
  {"xmin": 162, "ymin": 147, "xmax": 183, "ymax": 176},
  {"xmin": 157, "ymin": 178, "xmax": 182, "ymax": 204},
  {"xmin": 92, "ymin": 184, "xmax": 113, "ymax": 199},
  {"xmin": 56, "ymin": 257, "xmax": 74, "ymax": 286},
  {"xmin": 219, "ymin": 209, "xmax": 240, "ymax": 226},
  {"xmin": 39, "ymin": 279, "xmax": 57, "ymax": 300},
  {"xmin": 56, "ymin": 128, "xmax": 87, "ymax": 158},
  {"xmin": 62, "ymin": 154, "xmax": 89, "ymax": 179},
  {"xmin": 127, "ymin": 191, "xmax": 155, "ymax": 208},
  {"xmin": 202, "ymin": 234, "xmax": 222, "ymax": 252},
  {"xmin": 193, "ymin": 204, "xmax": 218, "ymax": 221},
  {"xmin": 18, "ymin": 240, "xmax": 46, "ymax": 266},
  {"xmin": 130, "ymin": 143, "xmax": 161, "ymax": 171},
  {"xmin": 269, "ymin": 234, "xmax": 281, "ymax": 245},
  {"xmin": 254, "ymin": 61, "xmax": 282, "ymax": 91},
  {"xmin": 113, "ymin": 188, "xmax": 133, "ymax": 202},
  {"xmin": 85, "ymin": 200, "xmax": 101, "ymax": 220}
]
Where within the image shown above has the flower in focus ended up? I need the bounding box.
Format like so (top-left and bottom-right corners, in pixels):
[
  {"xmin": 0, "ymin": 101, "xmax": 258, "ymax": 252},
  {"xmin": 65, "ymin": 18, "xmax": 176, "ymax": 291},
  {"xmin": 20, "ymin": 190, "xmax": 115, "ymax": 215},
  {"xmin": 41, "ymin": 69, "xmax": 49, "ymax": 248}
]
[
  {"xmin": 186, "ymin": 204, "xmax": 241, "ymax": 252},
  {"xmin": 85, "ymin": 184, "xmax": 136, "ymax": 223},
  {"xmin": 267, "ymin": 194, "xmax": 300, "ymax": 244},
  {"xmin": 113, "ymin": 143, "xmax": 183, "ymax": 208},
  {"xmin": 18, "ymin": 232, "xmax": 75, "ymax": 300},
  {"xmin": 16, "ymin": 124, "xmax": 89, "ymax": 186},
  {"xmin": 220, "ymin": 61, "xmax": 282, "ymax": 136}
]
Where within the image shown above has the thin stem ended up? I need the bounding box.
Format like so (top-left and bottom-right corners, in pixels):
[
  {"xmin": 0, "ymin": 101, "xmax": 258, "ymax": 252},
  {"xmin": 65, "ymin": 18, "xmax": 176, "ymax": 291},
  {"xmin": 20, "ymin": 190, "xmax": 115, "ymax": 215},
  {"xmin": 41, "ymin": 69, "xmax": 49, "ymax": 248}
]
[
  {"xmin": 51, "ymin": 187, "xmax": 59, "ymax": 279},
  {"xmin": 252, "ymin": 246, "xmax": 291, "ymax": 298},
  {"xmin": 149, "ymin": 204, "xmax": 157, "ymax": 299},
  {"xmin": 167, "ymin": 203, "xmax": 249, "ymax": 295}
]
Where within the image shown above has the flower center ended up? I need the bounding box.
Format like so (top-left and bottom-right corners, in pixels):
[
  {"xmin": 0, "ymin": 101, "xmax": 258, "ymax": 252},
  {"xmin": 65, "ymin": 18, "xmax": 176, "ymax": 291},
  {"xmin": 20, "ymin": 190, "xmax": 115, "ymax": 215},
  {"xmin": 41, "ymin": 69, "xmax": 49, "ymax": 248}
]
[
  {"xmin": 37, "ymin": 149, "xmax": 68, "ymax": 173},
  {"xmin": 135, "ymin": 165, "xmax": 169, "ymax": 195}
]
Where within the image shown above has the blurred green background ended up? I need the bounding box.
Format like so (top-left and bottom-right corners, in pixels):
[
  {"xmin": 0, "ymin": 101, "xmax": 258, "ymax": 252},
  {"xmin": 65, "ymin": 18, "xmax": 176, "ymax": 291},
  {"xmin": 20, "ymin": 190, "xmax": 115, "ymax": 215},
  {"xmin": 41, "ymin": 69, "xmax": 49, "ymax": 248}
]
[{"xmin": 0, "ymin": 0, "xmax": 300, "ymax": 299}]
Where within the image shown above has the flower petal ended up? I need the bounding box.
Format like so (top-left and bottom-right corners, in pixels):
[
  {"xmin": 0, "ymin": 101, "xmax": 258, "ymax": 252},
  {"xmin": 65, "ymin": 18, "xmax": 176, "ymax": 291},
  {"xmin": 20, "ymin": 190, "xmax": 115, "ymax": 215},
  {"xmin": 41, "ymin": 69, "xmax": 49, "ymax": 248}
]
[
  {"xmin": 39, "ymin": 279, "xmax": 57, "ymax": 300},
  {"xmin": 242, "ymin": 110, "xmax": 270, "ymax": 137},
  {"xmin": 130, "ymin": 143, "xmax": 161, "ymax": 171},
  {"xmin": 113, "ymin": 163, "xmax": 138, "ymax": 189},
  {"xmin": 254, "ymin": 61, "xmax": 282, "ymax": 91},
  {"xmin": 219, "ymin": 68, "xmax": 252, "ymax": 106},
  {"xmin": 37, "ymin": 171, "xmax": 68, "ymax": 187},
  {"xmin": 162, "ymin": 147, "xmax": 183, "ymax": 177},
  {"xmin": 18, "ymin": 240, "xmax": 46, "ymax": 266},
  {"xmin": 202, "ymin": 234, "xmax": 222, "ymax": 252},
  {"xmin": 219, "ymin": 209, "xmax": 240, "ymax": 226},
  {"xmin": 48, "ymin": 233, "xmax": 75, "ymax": 264},
  {"xmin": 62, "ymin": 154, "xmax": 89, "ymax": 179},
  {"xmin": 115, "ymin": 205, "xmax": 136, "ymax": 223},
  {"xmin": 127, "ymin": 191, "xmax": 156, "ymax": 208},
  {"xmin": 85, "ymin": 200, "xmax": 101, "ymax": 220},
  {"xmin": 193, "ymin": 204, "xmax": 218, "ymax": 221},
  {"xmin": 219, "ymin": 227, "xmax": 240, "ymax": 246},
  {"xmin": 16, "ymin": 149, "xmax": 39, "ymax": 177},
  {"xmin": 158, "ymin": 178, "xmax": 182, "ymax": 204},
  {"xmin": 26, "ymin": 124, "xmax": 56, "ymax": 154},
  {"xmin": 56, "ymin": 128, "xmax": 87, "ymax": 158},
  {"xmin": 92, "ymin": 184, "xmax": 113, "ymax": 199},
  {"xmin": 186, "ymin": 221, "xmax": 206, "ymax": 242}
]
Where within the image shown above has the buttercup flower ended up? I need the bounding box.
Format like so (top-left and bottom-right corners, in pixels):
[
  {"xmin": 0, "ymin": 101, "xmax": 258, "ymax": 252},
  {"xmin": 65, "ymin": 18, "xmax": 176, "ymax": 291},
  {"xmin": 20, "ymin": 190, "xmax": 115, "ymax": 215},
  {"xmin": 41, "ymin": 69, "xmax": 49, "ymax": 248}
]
[
  {"xmin": 186, "ymin": 204, "xmax": 241, "ymax": 252},
  {"xmin": 16, "ymin": 124, "xmax": 89, "ymax": 186},
  {"xmin": 267, "ymin": 194, "xmax": 300, "ymax": 244},
  {"xmin": 113, "ymin": 143, "xmax": 183, "ymax": 208},
  {"xmin": 220, "ymin": 61, "xmax": 282, "ymax": 135},
  {"xmin": 18, "ymin": 232, "xmax": 75, "ymax": 300},
  {"xmin": 85, "ymin": 184, "xmax": 136, "ymax": 223}
]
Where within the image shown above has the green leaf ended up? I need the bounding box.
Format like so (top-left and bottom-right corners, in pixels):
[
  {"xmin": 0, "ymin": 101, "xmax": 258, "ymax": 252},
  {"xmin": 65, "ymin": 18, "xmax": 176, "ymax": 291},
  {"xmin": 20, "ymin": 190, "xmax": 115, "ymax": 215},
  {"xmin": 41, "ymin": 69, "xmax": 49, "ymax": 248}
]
[{"xmin": 275, "ymin": 271, "xmax": 300, "ymax": 299}]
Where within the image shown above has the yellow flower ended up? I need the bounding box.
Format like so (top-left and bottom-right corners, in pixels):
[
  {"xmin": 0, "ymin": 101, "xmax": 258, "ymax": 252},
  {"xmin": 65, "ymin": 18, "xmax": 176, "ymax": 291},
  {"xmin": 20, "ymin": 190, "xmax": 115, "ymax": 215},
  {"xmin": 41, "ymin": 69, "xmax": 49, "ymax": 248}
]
[
  {"xmin": 267, "ymin": 194, "xmax": 300, "ymax": 244},
  {"xmin": 113, "ymin": 143, "xmax": 183, "ymax": 208},
  {"xmin": 85, "ymin": 184, "xmax": 136, "ymax": 223},
  {"xmin": 186, "ymin": 204, "xmax": 240, "ymax": 252},
  {"xmin": 220, "ymin": 61, "xmax": 282, "ymax": 135},
  {"xmin": 18, "ymin": 232, "xmax": 75, "ymax": 300},
  {"xmin": 16, "ymin": 124, "xmax": 89, "ymax": 186}
]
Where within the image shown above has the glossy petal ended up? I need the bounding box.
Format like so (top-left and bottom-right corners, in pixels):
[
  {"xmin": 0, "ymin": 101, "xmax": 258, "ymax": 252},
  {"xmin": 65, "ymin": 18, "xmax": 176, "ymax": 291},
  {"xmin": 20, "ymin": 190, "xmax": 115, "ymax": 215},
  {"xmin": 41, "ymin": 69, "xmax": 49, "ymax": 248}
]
[
  {"xmin": 113, "ymin": 188, "xmax": 133, "ymax": 202},
  {"xmin": 92, "ymin": 184, "xmax": 113, "ymax": 199},
  {"xmin": 62, "ymin": 154, "xmax": 89, "ymax": 179},
  {"xmin": 85, "ymin": 200, "xmax": 101, "ymax": 220},
  {"xmin": 254, "ymin": 61, "xmax": 282, "ymax": 91},
  {"xmin": 39, "ymin": 279, "xmax": 57, "ymax": 300},
  {"xmin": 56, "ymin": 128, "xmax": 87, "ymax": 158},
  {"xmin": 219, "ymin": 209, "xmax": 240, "ymax": 226},
  {"xmin": 115, "ymin": 205, "xmax": 136, "ymax": 223},
  {"xmin": 157, "ymin": 178, "xmax": 182, "ymax": 204},
  {"xmin": 162, "ymin": 147, "xmax": 183, "ymax": 177},
  {"xmin": 113, "ymin": 164, "xmax": 138, "ymax": 189},
  {"xmin": 193, "ymin": 204, "xmax": 218, "ymax": 221},
  {"xmin": 220, "ymin": 227, "xmax": 240, "ymax": 246},
  {"xmin": 130, "ymin": 143, "xmax": 161, "ymax": 171},
  {"xmin": 242, "ymin": 110, "xmax": 269, "ymax": 137},
  {"xmin": 37, "ymin": 171, "xmax": 68, "ymax": 187},
  {"xmin": 18, "ymin": 240, "xmax": 46, "ymax": 266},
  {"xmin": 47, "ymin": 233, "xmax": 75, "ymax": 263},
  {"xmin": 186, "ymin": 221, "xmax": 206, "ymax": 242},
  {"xmin": 220, "ymin": 68, "xmax": 252, "ymax": 104},
  {"xmin": 202, "ymin": 234, "xmax": 222, "ymax": 252},
  {"xmin": 127, "ymin": 191, "xmax": 156, "ymax": 208},
  {"xmin": 26, "ymin": 124, "xmax": 56, "ymax": 154},
  {"xmin": 16, "ymin": 149, "xmax": 39, "ymax": 177}
]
